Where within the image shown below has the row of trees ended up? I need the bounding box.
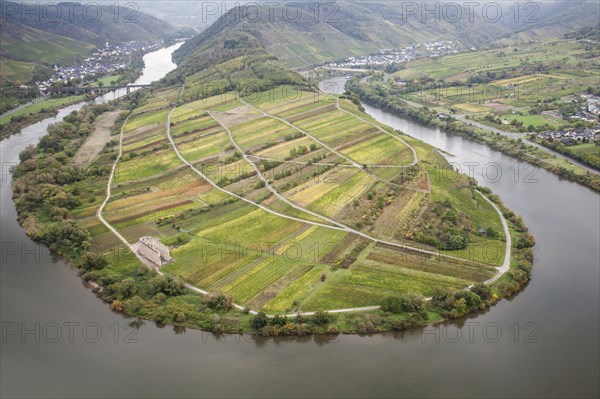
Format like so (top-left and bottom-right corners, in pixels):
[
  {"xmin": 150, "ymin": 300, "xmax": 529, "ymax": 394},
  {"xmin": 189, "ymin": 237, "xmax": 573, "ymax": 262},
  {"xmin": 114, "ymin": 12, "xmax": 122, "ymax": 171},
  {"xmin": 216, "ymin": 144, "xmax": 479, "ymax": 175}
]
[
  {"xmin": 249, "ymin": 310, "xmax": 336, "ymax": 336},
  {"xmin": 12, "ymin": 105, "xmax": 117, "ymax": 259}
]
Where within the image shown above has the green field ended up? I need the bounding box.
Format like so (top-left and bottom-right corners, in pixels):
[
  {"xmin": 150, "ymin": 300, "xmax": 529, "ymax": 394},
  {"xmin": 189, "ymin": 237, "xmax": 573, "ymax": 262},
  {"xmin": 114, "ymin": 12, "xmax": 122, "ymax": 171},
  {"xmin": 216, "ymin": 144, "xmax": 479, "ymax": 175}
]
[
  {"xmin": 0, "ymin": 95, "xmax": 87, "ymax": 125},
  {"xmin": 509, "ymin": 114, "xmax": 560, "ymax": 128},
  {"xmin": 386, "ymin": 39, "xmax": 599, "ymax": 133},
  {"xmin": 81, "ymin": 87, "xmax": 510, "ymax": 313},
  {"xmin": 91, "ymin": 75, "xmax": 123, "ymax": 87}
]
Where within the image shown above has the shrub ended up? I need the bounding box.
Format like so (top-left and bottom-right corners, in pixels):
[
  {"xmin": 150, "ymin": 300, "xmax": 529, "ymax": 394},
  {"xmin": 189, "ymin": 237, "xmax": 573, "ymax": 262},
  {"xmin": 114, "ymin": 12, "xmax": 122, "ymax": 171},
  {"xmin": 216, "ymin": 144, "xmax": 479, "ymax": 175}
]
[
  {"xmin": 110, "ymin": 300, "xmax": 123, "ymax": 311},
  {"xmin": 313, "ymin": 310, "xmax": 332, "ymax": 325},
  {"xmin": 124, "ymin": 296, "xmax": 146, "ymax": 313},
  {"xmin": 203, "ymin": 291, "xmax": 233, "ymax": 311},
  {"xmin": 251, "ymin": 311, "xmax": 269, "ymax": 330}
]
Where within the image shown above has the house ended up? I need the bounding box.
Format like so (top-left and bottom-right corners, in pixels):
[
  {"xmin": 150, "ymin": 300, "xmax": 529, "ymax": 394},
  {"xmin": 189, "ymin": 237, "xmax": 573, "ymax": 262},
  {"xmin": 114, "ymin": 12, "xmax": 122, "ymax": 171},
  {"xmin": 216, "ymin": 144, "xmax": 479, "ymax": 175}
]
[
  {"xmin": 588, "ymin": 104, "xmax": 600, "ymax": 116},
  {"xmin": 137, "ymin": 236, "xmax": 171, "ymax": 267}
]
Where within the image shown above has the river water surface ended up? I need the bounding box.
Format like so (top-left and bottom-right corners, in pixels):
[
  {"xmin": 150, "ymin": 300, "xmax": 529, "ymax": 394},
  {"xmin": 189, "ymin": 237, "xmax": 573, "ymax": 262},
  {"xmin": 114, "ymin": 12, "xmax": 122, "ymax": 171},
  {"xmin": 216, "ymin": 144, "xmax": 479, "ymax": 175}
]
[{"xmin": 0, "ymin": 63, "xmax": 597, "ymax": 398}]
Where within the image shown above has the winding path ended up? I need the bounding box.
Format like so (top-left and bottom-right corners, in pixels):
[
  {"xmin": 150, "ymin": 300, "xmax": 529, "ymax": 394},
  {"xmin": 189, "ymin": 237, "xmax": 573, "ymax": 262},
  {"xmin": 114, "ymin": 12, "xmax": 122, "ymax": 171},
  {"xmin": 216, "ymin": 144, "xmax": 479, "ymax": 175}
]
[
  {"xmin": 97, "ymin": 114, "xmax": 134, "ymax": 251},
  {"xmin": 478, "ymin": 192, "xmax": 512, "ymax": 284}
]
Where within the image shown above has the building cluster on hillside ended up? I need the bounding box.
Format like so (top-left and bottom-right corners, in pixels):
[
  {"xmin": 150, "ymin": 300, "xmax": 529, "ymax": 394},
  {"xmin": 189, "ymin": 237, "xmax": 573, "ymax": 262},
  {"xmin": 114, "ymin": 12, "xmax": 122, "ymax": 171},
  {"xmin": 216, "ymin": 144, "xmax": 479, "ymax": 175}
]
[
  {"xmin": 326, "ymin": 41, "xmax": 459, "ymax": 69},
  {"xmin": 566, "ymin": 94, "xmax": 600, "ymax": 122},
  {"xmin": 35, "ymin": 40, "xmax": 162, "ymax": 92},
  {"xmin": 581, "ymin": 94, "xmax": 600, "ymax": 116},
  {"xmin": 537, "ymin": 127, "xmax": 600, "ymax": 145}
]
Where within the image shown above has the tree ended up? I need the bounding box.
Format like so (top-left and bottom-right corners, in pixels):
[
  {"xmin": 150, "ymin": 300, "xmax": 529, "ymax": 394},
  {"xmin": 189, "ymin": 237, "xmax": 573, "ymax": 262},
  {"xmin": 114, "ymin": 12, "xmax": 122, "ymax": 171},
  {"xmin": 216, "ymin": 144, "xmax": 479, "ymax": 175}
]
[
  {"xmin": 454, "ymin": 290, "xmax": 482, "ymax": 310},
  {"xmin": 19, "ymin": 145, "xmax": 36, "ymax": 162},
  {"xmin": 432, "ymin": 286, "xmax": 455, "ymax": 310},
  {"xmin": 381, "ymin": 296, "xmax": 403, "ymax": 313},
  {"xmin": 382, "ymin": 293, "xmax": 426, "ymax": 313},
  {"xmin": 399, "ymin": 292, "xmax": 426, "ymax": 312},
  {"xmin": 76, "ymin": 251, "xmax": 108, "ymax": 271},
  {"xmin": 251, "ymin": 311, "xmax": 269, "ymax": 330},
  {"xmin": 471, "ymin": 283, "xmax": 491, "ymax": 301},
  {"xmin": 150, "ymin": 275, "xmax": 187, "ymax": 296},
  {"xmin": 271, "ymin": 315, "xmax": 287, "ymax": 326},
  {"xmin": 449, "ymin": 298, "xmax": 468, "ymax": 318}
]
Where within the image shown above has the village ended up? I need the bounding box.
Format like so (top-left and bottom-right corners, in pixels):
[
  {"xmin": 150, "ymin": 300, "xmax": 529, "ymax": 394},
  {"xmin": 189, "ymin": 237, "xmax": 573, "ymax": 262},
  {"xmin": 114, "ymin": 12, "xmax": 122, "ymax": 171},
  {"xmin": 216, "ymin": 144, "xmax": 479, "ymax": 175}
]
[
  {"xmin": 538, "ymin": 94, "xmax": 600, "ymax": 143},
  {"xmin": 325, "ymin": 41, "xmax": 460, "ymax": 69},
  {"xmin": 33, "ymin": 40, "xmax": 163, "ymax": 93},
  {"xmin": 573, "ymin": 93, "xmax": 600, "ymax": 120},
  {"xmin": 537, "ymin": 126, "xmax": 599, "ymax": 145}
]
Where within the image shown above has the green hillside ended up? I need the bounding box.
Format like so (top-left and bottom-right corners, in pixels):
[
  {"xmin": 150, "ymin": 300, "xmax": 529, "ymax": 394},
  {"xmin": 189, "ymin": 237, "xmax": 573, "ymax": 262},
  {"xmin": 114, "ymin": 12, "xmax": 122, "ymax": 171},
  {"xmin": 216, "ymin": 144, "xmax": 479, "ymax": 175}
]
[
  {"xmin": 0, "ymin": 20, "xmax": 95, "ymax": 65},
  {"xmin": 173, "ymin": 0, "xmax": 599, "ymax": 70},
  {"xmin": 174, "ymin": 0, "xmax": 510, "ymax": 70},
  {"xmin": 0, "ymin": 1, "xmax": 189, "ymax": 85}
]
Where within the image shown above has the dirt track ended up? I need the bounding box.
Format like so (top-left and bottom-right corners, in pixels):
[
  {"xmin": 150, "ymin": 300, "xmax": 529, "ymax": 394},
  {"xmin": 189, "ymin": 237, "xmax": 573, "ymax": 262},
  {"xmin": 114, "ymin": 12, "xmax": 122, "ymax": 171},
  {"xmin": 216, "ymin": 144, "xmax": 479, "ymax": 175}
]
[{"xmin": 74, "ymin": 111, "xmax": 121, "ymax": 165}]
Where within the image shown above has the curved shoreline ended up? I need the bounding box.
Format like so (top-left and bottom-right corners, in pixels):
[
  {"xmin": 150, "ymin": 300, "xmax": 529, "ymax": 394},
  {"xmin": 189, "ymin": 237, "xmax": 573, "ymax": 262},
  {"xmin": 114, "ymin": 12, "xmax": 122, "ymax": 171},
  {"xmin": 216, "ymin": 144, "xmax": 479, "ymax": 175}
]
[
  {"xmin": 96, "ymin": 86, "xmax": 514, "ymax": 320},
  {"xmin": 347, "ymin": 79, "xmax": 600, "ymax": 192}
]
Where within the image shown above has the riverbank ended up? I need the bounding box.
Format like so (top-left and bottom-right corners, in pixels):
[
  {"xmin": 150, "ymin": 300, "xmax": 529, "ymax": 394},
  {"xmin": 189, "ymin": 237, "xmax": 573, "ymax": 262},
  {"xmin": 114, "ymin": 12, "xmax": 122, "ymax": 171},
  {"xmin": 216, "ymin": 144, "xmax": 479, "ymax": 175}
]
[
  {"xmin": 0, "ymin": 49, "xmax": 151, "ymax": 142},
  {"xmin": 10, "ymin": 88, "xmax": 535, "ymax": 336},
  {"xmin": 2, "ymin": 43, "xmax": 597, "ymax": 396},
  {"xmin": 347, "ymin": 79, "xmax": 600, "ymax": 192}
]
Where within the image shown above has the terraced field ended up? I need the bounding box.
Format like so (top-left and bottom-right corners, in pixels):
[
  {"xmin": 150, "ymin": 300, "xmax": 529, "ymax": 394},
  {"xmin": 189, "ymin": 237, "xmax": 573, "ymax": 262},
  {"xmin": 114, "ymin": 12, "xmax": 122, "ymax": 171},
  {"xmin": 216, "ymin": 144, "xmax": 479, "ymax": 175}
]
[{"xmin": 92, "ymin": 85, "xmax": 510, "ymax": 314}]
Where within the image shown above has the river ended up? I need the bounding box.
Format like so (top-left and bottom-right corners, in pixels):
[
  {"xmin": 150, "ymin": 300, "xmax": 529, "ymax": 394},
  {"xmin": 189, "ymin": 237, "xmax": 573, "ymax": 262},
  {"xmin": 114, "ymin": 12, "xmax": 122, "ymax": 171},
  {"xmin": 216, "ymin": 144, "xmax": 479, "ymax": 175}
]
[{"xmin": 0, "ymin": 65, "xmax": 597, "ymax": 398}]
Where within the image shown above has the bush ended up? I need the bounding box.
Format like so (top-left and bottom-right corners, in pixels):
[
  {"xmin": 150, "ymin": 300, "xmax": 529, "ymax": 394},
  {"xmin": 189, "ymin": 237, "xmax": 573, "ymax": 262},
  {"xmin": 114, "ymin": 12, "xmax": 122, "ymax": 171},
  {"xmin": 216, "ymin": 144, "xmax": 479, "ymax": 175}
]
[
  {"xmin": 110, "ymin": 300, "xmax": 123, "ymax": 311},
  {"xmin": 203, "ymin": 291, "xmax": 233, "ymax": 311},
  {"xmin": 251, "ymin": 311, "xmax": 269, "ymax": 330},
  {"xmin": 124, "ymin": 296, "xmax": 146, "ymax": 313},
  {"xmin": 313, "ymin": 310, "xmax": 332, "ymax": 325}
]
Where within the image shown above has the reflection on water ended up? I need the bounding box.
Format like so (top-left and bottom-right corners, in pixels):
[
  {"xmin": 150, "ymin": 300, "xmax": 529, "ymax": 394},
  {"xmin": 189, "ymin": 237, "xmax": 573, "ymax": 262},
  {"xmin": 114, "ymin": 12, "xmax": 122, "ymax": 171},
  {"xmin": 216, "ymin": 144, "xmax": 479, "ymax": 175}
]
[{"xmin": 0, "ymin": 67, "xmax": 597, "ymax": 399}]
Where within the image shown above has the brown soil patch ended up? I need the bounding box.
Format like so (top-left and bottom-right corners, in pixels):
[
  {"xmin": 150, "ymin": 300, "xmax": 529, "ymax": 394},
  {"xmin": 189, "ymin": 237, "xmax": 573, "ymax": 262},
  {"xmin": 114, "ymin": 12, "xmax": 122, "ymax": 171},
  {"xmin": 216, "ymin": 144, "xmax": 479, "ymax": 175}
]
[
  {"xmin": 74, "ymin": 111, "xmax": 121, "ymax": 165},
  {"xmin": 212, "ymin": 105, "xmax": 261, "ymax": 126},
  {"xmin": 486, "ymin": 102, "xmax": 510, "ymax": 110},
  {"xmin": 285, "ymin": 103, "xmax": 337, "ymax": 123},
  {"xmin": 319, "ymin": 233, "xmax": 359, "ymax": 264}
]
